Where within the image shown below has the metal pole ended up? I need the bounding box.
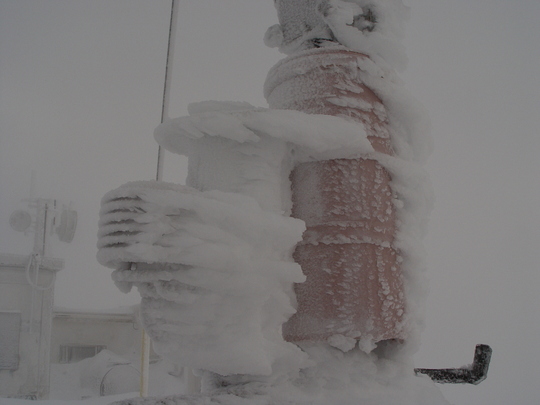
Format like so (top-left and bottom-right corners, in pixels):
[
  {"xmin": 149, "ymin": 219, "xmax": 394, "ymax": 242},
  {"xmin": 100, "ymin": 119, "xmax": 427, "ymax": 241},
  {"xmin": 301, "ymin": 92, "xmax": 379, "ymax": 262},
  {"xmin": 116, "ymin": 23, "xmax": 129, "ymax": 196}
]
[
  {"xmin": 156, "ymin": 0, "xmax": 179, "ymax": 182},
  {"xmin": 139, "ymin": 327, "xmax": 151, "ymax": 397},
  {"xmin": 140, "ymin": 0, "xmax": 179, "ymax": 398}
]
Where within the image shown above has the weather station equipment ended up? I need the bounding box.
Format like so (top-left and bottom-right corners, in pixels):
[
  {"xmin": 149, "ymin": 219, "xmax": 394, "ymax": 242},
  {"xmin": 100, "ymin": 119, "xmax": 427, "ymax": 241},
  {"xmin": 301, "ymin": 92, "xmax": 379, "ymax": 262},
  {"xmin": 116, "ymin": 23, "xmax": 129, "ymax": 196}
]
[
  {"xmin": 0, "ymin": 197, "xmax": 77, "ymax": 400},
  {"xmin": 98, "ymin": 1, "xmax": 491, "ymax": 404}
]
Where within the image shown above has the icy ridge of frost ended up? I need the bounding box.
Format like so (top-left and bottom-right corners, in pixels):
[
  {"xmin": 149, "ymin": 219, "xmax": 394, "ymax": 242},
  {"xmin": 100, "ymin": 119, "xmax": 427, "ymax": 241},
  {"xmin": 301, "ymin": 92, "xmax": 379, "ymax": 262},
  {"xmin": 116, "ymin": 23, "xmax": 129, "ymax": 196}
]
[
  {"xmin": 354, "ymin": 54, "xmax": 432, "ymax": 163},
  {"xmin": 268, "ymin": 0, "xmax": 409, "ymax": 71},
  {"xmin": 97, "ymin": 181, "xmax": 309, "ymax": 376},
  {"xmin": 350, "ymin": 51, "xmax": 433, "ymax": 350},
  {"xmin": 318, "ymin": 0, "xmax": 410, "ymax": 71},
  {"xmin": 264, "ymin": 47, "xmax": 431, "ymax": 163},
  {"xmin": 155, "ymin": 101, "xmax": 374, "ymax": 164},
  {"xmin": 371, "ymin": 152, "xmax": 433, "ymax": 350}
]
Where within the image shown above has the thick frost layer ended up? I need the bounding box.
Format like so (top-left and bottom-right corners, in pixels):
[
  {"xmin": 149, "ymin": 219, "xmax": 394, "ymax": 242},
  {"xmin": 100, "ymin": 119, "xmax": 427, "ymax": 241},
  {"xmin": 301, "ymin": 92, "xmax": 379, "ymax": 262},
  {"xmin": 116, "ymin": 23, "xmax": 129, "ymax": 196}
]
[
  {"xmin": 263, "ymin": 45, "xmax": 433, "ymax": 352},
  {"xmin": 319, "ymin": 0, "xmax": 410, "ymax": 71},
  {"xmin": 353, "ymin": 55, "xmax": 433, "ymax": 350},
  {"xmin": 97, "ymin": 181, "xmax": 309, "ymax": 375},
  {"xmin": 155, "ymin": 101, "xmax": 374, "ymax": 166},
  {"xmin": 267, "ymin": 0, "xmax": 410, "ymax": 71},
  {"xmin": 264, "ymin": 47, "xmax": 431, "ymax": 163},
  {"xmin": 97, "ymin": 1, "xmax": 437, "ymax": 398},
  {"xmin": 153, "ymin": 77, "xmax": 433, "ymax": 353}
]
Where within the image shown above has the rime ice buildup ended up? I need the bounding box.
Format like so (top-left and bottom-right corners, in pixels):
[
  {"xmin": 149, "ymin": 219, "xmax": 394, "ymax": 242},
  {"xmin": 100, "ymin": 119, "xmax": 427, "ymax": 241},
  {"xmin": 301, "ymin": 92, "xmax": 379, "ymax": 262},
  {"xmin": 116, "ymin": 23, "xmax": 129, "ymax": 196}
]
[
  {"xmin": 97, "ymin": 0, "xmax": 434, "ymax": 386},
  {"xmin": 262, "ymin": 0, "xmax": 433, "ymax": 353},
  {"xmin": 265, "ymin": 47, "xmax": 405, "ymax": 349}
]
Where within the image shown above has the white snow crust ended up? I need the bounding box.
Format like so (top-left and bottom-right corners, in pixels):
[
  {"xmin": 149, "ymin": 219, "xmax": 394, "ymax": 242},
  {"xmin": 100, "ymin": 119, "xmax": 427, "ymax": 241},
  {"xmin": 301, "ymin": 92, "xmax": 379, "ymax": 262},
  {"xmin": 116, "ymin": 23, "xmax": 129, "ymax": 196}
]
[
  {"xmin": 154, "ymin": 101, "xmax": 375, "ymax": 216},
  {"xmin": 319, "ymin": 0, "xmax": 410, "ymax": 71},
  {"xmin": 98, "ymin": 181, "xmax": 309, "ymax": 376},
  {"xmin": 156, "ymin": 101, "xmax": 374, "ymax": 169},
  {"xmin": 268, "ymin": 0, "xmax": 410, "ymax": 71}
]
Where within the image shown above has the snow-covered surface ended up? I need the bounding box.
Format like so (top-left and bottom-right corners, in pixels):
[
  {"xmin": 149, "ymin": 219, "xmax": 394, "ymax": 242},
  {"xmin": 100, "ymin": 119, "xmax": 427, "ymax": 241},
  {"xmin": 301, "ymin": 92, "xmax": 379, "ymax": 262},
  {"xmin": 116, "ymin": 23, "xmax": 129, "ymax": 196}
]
[
  {"xmin": 98, "ymin": 181, "xmax": 309, "ymax": 376},
  {"xmin": 156, "ymin": 101, "xmax": 375, "ymax": 165},
  {"xmin": 267, "ymin": 0, "xmax": 409, "ymax": 71},
  {"xmin": 318, "ymin": 0, "xmax": 410, "ymax": 71},
  {"xmin": 154, "ymin": 101, "xmax": 375, "ymax": 215},
  {"xmin": 0, "ymin": 348, "xmax": 450, "ymax": 405},
  {"xmin": 1, "ymin": 349, "xmax": 183, "ymax": 404},
  {"xmin": 115, "ymin": 343, "xmax": 450, "ymax": 405}
]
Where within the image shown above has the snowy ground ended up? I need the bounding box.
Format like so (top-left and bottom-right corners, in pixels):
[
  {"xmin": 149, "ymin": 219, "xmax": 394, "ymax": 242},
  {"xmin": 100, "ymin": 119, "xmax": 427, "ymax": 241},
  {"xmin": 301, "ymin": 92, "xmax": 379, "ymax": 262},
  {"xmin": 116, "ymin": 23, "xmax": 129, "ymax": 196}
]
[
  {"xmin": 0, "ymin": 350, "xmax": 184, "ymax": 404},
  {"xmin": 1, "ymin": 345, "xmax": 450, "ymax": 405}
]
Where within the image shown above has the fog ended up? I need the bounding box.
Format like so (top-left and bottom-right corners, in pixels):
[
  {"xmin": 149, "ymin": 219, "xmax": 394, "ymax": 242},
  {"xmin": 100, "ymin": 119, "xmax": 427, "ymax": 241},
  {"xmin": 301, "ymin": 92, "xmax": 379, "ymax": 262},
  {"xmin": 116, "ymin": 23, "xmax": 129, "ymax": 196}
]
[{"xmin": 1, "ymin": 1, "xmax": 539, "ymax": 404}]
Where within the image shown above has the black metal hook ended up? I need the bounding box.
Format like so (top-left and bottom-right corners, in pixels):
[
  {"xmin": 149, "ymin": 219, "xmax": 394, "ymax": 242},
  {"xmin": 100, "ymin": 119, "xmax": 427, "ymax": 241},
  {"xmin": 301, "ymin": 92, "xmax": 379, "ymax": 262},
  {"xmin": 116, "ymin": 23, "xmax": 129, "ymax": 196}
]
[{"xmin": 415, "ymin": 344, "xmax": 492, "ymax": 385}]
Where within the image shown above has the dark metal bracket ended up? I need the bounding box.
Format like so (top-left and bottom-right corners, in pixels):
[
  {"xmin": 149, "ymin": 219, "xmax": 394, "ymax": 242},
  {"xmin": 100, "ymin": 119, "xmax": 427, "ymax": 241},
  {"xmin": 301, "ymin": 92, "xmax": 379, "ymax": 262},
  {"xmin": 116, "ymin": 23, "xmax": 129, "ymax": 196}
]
[{"xmin": 414, "ymin": 344, "xmax": 492, "ymax": 385}]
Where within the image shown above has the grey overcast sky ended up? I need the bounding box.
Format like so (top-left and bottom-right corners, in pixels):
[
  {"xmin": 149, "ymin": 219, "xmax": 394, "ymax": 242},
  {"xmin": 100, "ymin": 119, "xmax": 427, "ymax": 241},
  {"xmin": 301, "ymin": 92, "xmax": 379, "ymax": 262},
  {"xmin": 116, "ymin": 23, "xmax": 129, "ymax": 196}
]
[{"xmin": 1, "ymin": 1, "xmax": 539, "ymax": 404}]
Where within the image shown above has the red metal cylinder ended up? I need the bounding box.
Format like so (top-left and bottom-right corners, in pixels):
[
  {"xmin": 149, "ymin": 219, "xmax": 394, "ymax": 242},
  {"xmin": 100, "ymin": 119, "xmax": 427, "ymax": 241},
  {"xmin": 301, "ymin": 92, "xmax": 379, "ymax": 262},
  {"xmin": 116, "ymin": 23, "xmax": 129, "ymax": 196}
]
[{"xmin": 265, "ymin": 48, "xmax": 406, "ymax": 345}]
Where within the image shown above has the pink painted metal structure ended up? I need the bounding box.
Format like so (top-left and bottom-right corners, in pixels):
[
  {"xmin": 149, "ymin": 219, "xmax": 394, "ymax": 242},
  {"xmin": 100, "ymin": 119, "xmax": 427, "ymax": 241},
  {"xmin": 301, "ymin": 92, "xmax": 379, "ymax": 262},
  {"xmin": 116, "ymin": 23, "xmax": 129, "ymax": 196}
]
[{"xmin": 266, "ymin": 1, "xmax": 406, "ymax": 345}]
